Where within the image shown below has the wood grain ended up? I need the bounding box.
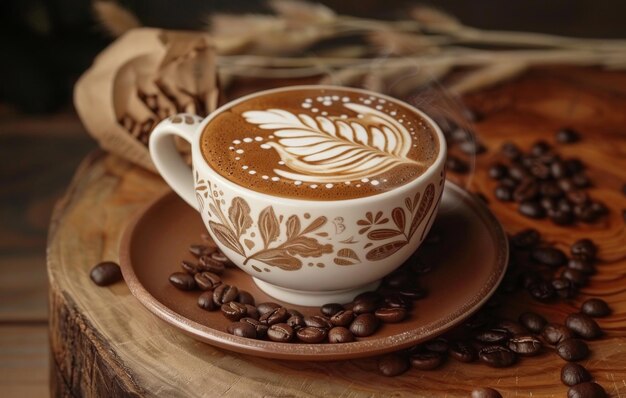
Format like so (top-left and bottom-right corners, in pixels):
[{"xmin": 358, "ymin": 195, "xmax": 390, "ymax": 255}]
[
  {"xmin": 0, "ymin": 326, "xmax": 49, "ymax": 397},
  {"xmin": 48, "ymin": 67, "xmax": 626, "ymax": 397}
]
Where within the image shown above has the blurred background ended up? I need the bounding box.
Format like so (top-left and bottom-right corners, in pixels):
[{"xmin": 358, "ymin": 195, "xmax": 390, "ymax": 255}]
[{"xmin": 1, "ymin": 1, "xmax": 625, "ymax": 396}]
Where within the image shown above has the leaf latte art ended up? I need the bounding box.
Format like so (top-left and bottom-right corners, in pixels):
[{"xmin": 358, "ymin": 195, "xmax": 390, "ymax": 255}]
[{"xmin": 242, "ymin": 103, "xmax": 422, "ymax": 184}]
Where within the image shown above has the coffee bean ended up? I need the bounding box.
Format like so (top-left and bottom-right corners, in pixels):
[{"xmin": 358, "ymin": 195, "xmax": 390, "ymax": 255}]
[
  {"xmin": 446, "ymin": 155, "xmax": 469, "ymax": 173},
  {"xmin": 567, "ymin": 190, "xmax": 589, "ymax": 205},
  {"xmin": 383, "ymin": 270, "xmax": 412, "ymax": 288},
  {"xmin": 227, "ymin": 321, "xmax": 257, "ymax": 338},
  {"xmin": 383, "ymin": 294, "xmax": 413, "ymax": 309},
  {"xmin": 529, "ymin": 162, "xmax": 551, "ymax": 180},
  {"xmin": 378, "ymin": 353, "xmax": 410, "ymax": 377},
  {"xmin": 471, "ymin": 387, "xmax": 503, "ymax": 398},
  {"xmin": 353, "ymin": 291, "xmax": 383, "ymax": 303},
  {"xmin": 459, "ymin": 140, "xmax": 486, "ymax": 155},
  {"xmin": 212, "ymin": 284, "xmax": 238, "ymax": 305},
  {"xmin": 257, "ymin": 302, "xmax": 281, "ymax": 316},
  {"xmin": 528, "ymin": 280, "xmax": 556, "ymax": 302},
  {"xmin": 519, "ymin": 312, "xmax": 547, "ymax": 333},
  {"xmin": 221, "ymin": 302, "xmax": 248, "ymax": 321},
  {"xmin": 236, "ymin": 290, "xmax": 255, "ymax": 306},
  {"xmin": 449, "ymin": 340, "xmax": 476, "ymax": 362},
  {"xmin": 542, "ymin": 323, "xmax": 575, "ymax": 345},
  {"xmin": 494, "ymin": 320, "xmax": 527, "ymax": 336},
  {"xmin": 197, "ymin": 291, "xmax": 218, "ymax": 311},
  {"xmin": 451, "ymin": 127, "xmax": 472, "ymax": 143},
  {"xmin": 565, "ymin": 158, "xmax": 585, "ymax": 174},
  {"xmin": 561, "ymin": 268, "xmax": 589, "ymax": 287},
  {"xmin": 571, "ymin": 173, "xmax": 591, "ymax": 188},
  {"xmin": 244, "ymin": 304, "xmax": 259, "ymax": 320},
  {"xmin": 500, "ymin": 177, "xmax": 519, "ymax": 188},
  {"xmin": 552, "ymin": 278, "xmax": 577, "ymax": 299},
  {"xmin": 320, "ymin": 303, "xmax": 344, "ymax": 317},
  {"xmin": 260, "ymin": 307, "xmax": 289, "ymax": 325},
  {"xmin": 169, "ymin": 272, "xmax": 196, "ymax": 291},
  {"xmin": 531, "ymin": 140, "xmax": 551, "ymax": 156},
  {"xmin": 511, "ymin": 229, "xmax": 540, "ymax": 249},
  {"xmin": 352, "ymin": 299, "xmax": 380, "ymax": 314},
  {"xmin": 410, "ymin": 257, "xmax": 433, "ymax": 274},
  {"xmin": 330, "ymin": 310, "xmax": 355, "ymax": 326},
  {"xmin": 424, "ymin": 338, "xmax": 449, "ymax": 353},
  {"xmin": 210, "ymin": 251, "xmax": 230, "ymax": 264},
  {"xmin": 489, "ymin": 163, "xmax": 508, "ymax": 179},
  {"xmin": 478, "ymin": 345, "xmax": 517, "ymax": 367},
  {"xmin": 557, "ymin": 338, "xmax": 589, "ymax": 361},
  {"xmin": 559, "ymin": 178, "xmax": 576, "ymax": 192},
  {"xmin": 296, "ymin": 326, "xmax": 327, "ymax": 343},
  {"xmin": 328, "ymin": 327, "xmax": 354, "ymax": 343},
  {"xmin": 374, "ymin": 307, "xmax": 407, "ymax": 323},
  {"xmin": 556, "ymin": 128, "xmax": 581, "ymax": 143},
  {"xmin": 531, "ymin": 246, "xmax": 567, "ymax": 267},
  {"xmin": 500, "ymin": 141, "xmax": 521, "ymax": 160},
  {"xmin": 509, "ymin": 164, "xmax": 529, "ymax": 180},
  {"xmin": 561, "ymin": 363, "xmax": 592, "ymax": 386},
  {"xmin": 519, "ymin": 201, "xmax": 546, "ymax": 218},
  {"xmin": 240, "ymin": 317, "xmax": 268, "ymax": 338},
  {"xmin": 568, "ymin": 258, "xmax": 596, "ymax": 274},
  {"xmin": 304, "ymin": 315, "xmax": 333, "ymax": 329},
  {"xmin": 189, "ymin": 244, "xmax": 216, "ymax": 257},
  {"xmin": 566, "ymin": 313, "xmax": 602, "ymax": 339},
  {"xmin": 581, "ymin": 298, "xmax": 611, "ymax": 318},
  {"xmin": 267, "ymin": 323, "xmax": 294, "ymax": 342},
  {"xmin": 198, "ymin": 255, "xmax": 225, "ymax": 274},
  {"xmin": 410, "ymin": 351, "xmax": 445, "ymax": 370},
  {"xmin": 568, "ymin": 382, "xmax": 607, "ymax": 398},
  {"xmin": 397, "ymin": 286, "xmax": 428, "ymax": 300},
  {"xmin": 549, "ymin": 208, "xmax": 574, "ymax": 225},
  {"xmin": 541, "ymin": 181, "xmax": 564, "ymax": 198},
  {"xmin": 474, "ymin": 329, "xmax": 509, "ymax": 344},
  {"xmin": 181, "ymin": 260, "xmax": 201, "ymax": 275},
  {"xmin": 571, "ymin": 239, "xmax": 597, "ymax": 260},
  {"xmin": 350, "ymin": 313, "xmax": 379, "ymax": 337},
  {"xmin": 284, "ymin": 314, "xmax": 305, "ymax": 330},
  {"xmin": 494, "ymin": 185, "xmax": 514, "ymax": 201},
  {"xmin": 508, "ymin": 335, "xmax": 542, "ymax": 356},
  {"xmin": 286, "ymin": 308, "xmax": 303, "ymax": 318},
  {"xmin": 194, "ymin": 271, "xmax": 221, "ymax": 291},
  {"xmin": 90, "ymin": 261, "xmax": 123, "ymax": 286},
  {"xmin": 550, "ymin": 161, "xmax": 569, "ymax": 179}
]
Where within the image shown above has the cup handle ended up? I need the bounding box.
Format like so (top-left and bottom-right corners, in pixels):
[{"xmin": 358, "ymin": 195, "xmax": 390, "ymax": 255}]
[{"xmin": 149, "ymin": 113, "xmax": 203, "ymax": 210}]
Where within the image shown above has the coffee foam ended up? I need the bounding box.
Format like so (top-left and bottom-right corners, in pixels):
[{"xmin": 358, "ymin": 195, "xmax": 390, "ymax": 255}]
[{"xmin": 201, "ymin": 88, "xmax": 439, "ymax": 200}]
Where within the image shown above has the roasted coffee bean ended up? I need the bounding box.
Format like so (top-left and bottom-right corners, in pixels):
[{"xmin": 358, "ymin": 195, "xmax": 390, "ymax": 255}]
[
  {"xmin": 561, "ymin": 268, "xmax": 589, "ymax": 287},
  {"xmin": 194, "ymin": 271, "xmax": 221, "ymax": 291},
  {"xmin": 511, "ymin": 229, "xmax": 540, "ymax": 249},
  {"xmin": 565, "ymin": 158, "xmax": 585, "ymax": 174},
  {"xmin": 410, "ymin": 257, "xmax": 433, "ymax": 274},
  {"xmin": 519, "ymin": 270, "xmax": 542, "ymax": 290},
  {"xmin": 508, "ymin": 335, "xmax": 542, "ymax": 356},
  {"xmin": 566, "ymin": 313, "xmax": 602, "ymax": 339},
  {"xmin": 320, "ymin": 303, "xmax": 344, "ymax": 317},
  {"xmin": 383, "ymin": 270, "xmax": 411, "ymax": 288},
  {"xmin": 478, "ymin": 346, "xmax": 517, "ymax": 368},
  {"xmin": 227, "ymin": 321, "xmax": 257, "ymax": 338},
  {"xmin": 531, "ymin": 246, "xmax": 567, "ymax": 267},
  {"xmin": 559, "ymin": 178, "xmax": 576, "ymax": 192},
  {"xmin": 581, "ymin": 298, "xmax": 611, "ymax": 318},
  {"xmin": 489, "ymin": 163, "xmax": 508, "ymax": 179},
  {"xmin": 210, "ymin": 251, "xmax": 230, "ymax": 264},
  {"xmin": 509, "ymin": 164, "xmax": 529, "ymax": 181},
  {"xmin": 296, "ymin": 326, "xmax": 327, "ymax": 343},
  {"xmin": 350, "ymin": 313, "xmax": 379, "ymax": 337},
  {"xmin": 471, "ymin": 387, "xmax": 503, "ymax": 398},
  {"xmin": 571, "ymin": 239, "xmax": 597, "ymax": 260},
  {"xmin": 561, "ymin": 363, "xmax": 592, "ymax": 386},
  {"xmin": 446, "ymin": 155, "xmax": 469, "ymax": 173},
  {"xmin": 409, "ymin": 351, "xmax": 444, "ymax": 370},
  {"xmin": 449, "ymin": 340, "xmax": 476, "ymax": 362},
  {"xmin": 500, "ymin": 141, "xmax": 521, "ymax": 160},
  {"xmin": 519, "ymin": 312, "xmax": 547, "ymax": 333},
  {"xmin": 330, "ymin": 310, "xmax": 355, "ymax": 327},
  {"xmin": 221, "ymin": 302, "xmax": 248, "ymax": 321},
  {"xmin": 541, "ymin": 181, "xmax": 564, "ymax": 198},
  {"xmin": 531, "ymin": 140, "xmax": 551, "ymax": 156},
  {"xmin": 550, "ymin": 161, "xmax": 569, "ymax": 179},
  {"xmin": 168, "ymin": 272, "xmax": 196, "ymax": 291},
  {"xmin": 424, "ymin": 338, "xmax": 449, "ymax": 353},
  {"xmin": 378, "ymin": 353, "xmax": 410, "ymax": 376},
  {"xmin": 267, "ymin": 323, "xmax": 294, "ymax": 342},
  {"xmin": 260, "ymin": 307, "xmax": 289, "ymax": 325},
  {"xmin": 494, "ymin": 184, "xmax": 514, "ymax": 201},
  {"xmin": 181, "ymin": 260, "xmax": 201, "ymax": 275},
  {"xmin": 90, "ymin": 261, "xmax": 123, "ymax": 286},
  {"xmin": 286, "ymin": 308, "xmax": 303, "ymax": 318},
  {"xmin": 494, "ymin": 319, "xmax": 527, "ymax": 336},
  {"xmin": 465, "ymin": 311, "xmax": 491, "ymax": 330},
  {"xmin": 328, "ymin": 326, "xmax": 354, "ymax": 343},
  {"xmin": 549, "ymin": 208, "xmax": 574, "ymax": 225},
  {"xmin": 354, "ymin": 291, "xmax": 383, "ymax": 303},
  {"xmin": 474, "ymin": 329, "xmax": 509, "ymax": 344},
  {"xmin": 236, "ymin": 290, "xmax": 255, "ymax": 306},
  {"xmin": 352, "ymin": 299, "xmax": 380, "ymax": 314},
  {"xmin": 244, "ymin": 304, "xmax": 259, "ymax": 320},
  {"xmin": 567, "ymin": 382, "xmax": 607, "ymax": 398},
  {"xmin": 198, "ymin": 255, "xmax": 225, "ymax": 274},
  {"xmin": 542, "ymin": 323, "xmax": 575, "ymax": 345},
  {"xmin": 528, "ymin": 280, "xmax": 556, "ymax": 302},
  {"xmin": 197, "ymin": 291, "xmax": 218, "ymax": 311},
  {"xmin": 189, "ymin": 244, "xmax": 216, "ymax": 257},
  {"xmin": 552, "ymin": 278, "xmax": 577, "ymax": 299},
  {"xmin": 568, "ymin": 258, "xmax": 596, "ymax": 274},
  {"xmin": 529, "ymin": 162, "xmax": 551, "ymax": 180},
  {"xmin": 374, "ymin": 307, "xmax": 407, "ymax": 323},
  {"xmin": 257, "ymin": 302, "xmax": 281, "ymax": 316},
  {"xmin": 557, "ymin": 338, "xmax": 589, "ymax": 361},
  {"xmin": 212, "ymin": 284, "xmax": 239, "ymax": 305},
  {"xmin": 240, "ymin": 317, "xmax": 268, "ymax": 338},
  {"xmin": 571, "ymin": 173, "xmax": 591, "ymax": 188},
  {"xmin": 500, "ymin": 177, "xmax": 519, "ymax": 188},
  {"xmin": 384, "ymin": 294, "xmax": 413, "ymax": 309},
  {"xmin": 459, "ymin": 140, "xmax": 486, "ymax": 155},
  {"xmin": 519, "ymin": 201, "xmax": 546, "ymax": 218},
  {"xmin": 304, "ymin": 315, "xmax": 333, "ymax": 329},
  {"xmin": 287, "ymin": 314, "xmax": 306, "ymax": 329},
  {"xmin": 397, "ymin": 286, "xmax": 427, "ymax": 300},
  {"xmin": 567, "ymin": 190, "xmax": 589, "ymax": 205},
  {"xmin": 556, "ymin": 127, "xmax": 580, "ymax": 143}
]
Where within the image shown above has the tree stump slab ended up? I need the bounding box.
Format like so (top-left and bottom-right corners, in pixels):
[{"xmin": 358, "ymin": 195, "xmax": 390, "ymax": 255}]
[{"xmin": 48, "ymin": 67, "xmax": 626, "ymax": 397}]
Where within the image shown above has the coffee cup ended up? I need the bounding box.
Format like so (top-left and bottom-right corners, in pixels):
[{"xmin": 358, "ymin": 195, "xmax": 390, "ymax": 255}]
[{"xmin": 150, "ymin": 85, "xmax": 447, "ymax": 305}]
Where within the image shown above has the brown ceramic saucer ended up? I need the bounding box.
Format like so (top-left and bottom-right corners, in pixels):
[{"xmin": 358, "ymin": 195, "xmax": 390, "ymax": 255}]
[{"xmin": 119, "ymin": 181, "xmax": 508, "ymax": 361}]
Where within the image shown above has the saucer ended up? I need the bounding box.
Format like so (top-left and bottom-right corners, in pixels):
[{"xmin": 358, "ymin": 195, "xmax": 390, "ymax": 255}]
[{"xmin": 119, "ymin": 181, "xmax": 508, "ymax": 361}]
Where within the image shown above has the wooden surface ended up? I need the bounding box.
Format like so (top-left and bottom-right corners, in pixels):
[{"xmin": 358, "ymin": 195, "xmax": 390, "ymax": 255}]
[{"xmin": 47, "ymin": 67, "xmax": 626, "ymax": 397}]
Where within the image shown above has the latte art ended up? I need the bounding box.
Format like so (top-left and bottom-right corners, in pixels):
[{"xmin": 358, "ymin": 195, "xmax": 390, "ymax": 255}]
[{"xmin": 201, "ymin": 88, "xmax": 439, "ymax": 200}]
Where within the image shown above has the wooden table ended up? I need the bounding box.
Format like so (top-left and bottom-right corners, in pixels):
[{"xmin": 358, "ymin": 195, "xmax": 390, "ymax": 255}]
[{"xmin": 48, "ymin": 67, "xmax": 626, "ymax": 397}]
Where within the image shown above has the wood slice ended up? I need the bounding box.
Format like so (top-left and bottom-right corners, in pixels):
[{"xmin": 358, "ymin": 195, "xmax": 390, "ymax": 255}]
[{"xmin": 48, "ymin": 67, "xmax": 626, "ymax": 397}]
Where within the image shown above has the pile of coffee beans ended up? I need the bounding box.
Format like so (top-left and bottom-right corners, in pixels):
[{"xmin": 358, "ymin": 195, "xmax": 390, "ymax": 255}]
[
  {"xmin": 436, "ymin": 112, "xmax": 486, "ymax": 175},
  {"xmin": 490, "ymin": 139, "xmax": 607, "ymax": 225}
]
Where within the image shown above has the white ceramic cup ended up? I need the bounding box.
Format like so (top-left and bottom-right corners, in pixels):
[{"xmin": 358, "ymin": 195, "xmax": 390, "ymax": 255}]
[{"xmin": 150, "ymin": 85, "xmax": 447, "ymax": 306}]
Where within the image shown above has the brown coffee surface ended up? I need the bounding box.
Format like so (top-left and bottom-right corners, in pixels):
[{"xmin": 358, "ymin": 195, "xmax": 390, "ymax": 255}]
[{"xmin": 201, "ymin": 87, "xmax": 439, "ymax": 200}]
